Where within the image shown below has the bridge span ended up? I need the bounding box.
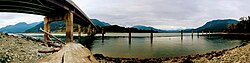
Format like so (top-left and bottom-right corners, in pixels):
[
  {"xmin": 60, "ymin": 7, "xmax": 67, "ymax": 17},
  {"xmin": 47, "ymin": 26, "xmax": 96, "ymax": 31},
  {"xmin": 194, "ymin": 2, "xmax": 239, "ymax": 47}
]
[{"xmin": 0, "ymin": 0, "xmax": 98, "ymax": 63}]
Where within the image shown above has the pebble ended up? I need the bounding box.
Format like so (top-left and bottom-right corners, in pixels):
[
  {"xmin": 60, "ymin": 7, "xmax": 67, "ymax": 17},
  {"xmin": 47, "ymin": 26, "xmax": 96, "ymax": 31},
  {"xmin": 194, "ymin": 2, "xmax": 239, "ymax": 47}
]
[{"xmin": 0, "ymin": 33, "xmax": 51, "ymax": 63}]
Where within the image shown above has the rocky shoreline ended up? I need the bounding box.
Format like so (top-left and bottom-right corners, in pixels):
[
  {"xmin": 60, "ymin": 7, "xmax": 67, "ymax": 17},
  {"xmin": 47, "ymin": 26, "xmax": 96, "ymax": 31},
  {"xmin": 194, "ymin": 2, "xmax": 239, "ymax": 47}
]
[
  {"xmin": 0, "ymin": 33, "xmax": 51, "ymax": 63},
  {"xmin": 94, "ymin": 41, "xmax": 249, "ymax": 63}
]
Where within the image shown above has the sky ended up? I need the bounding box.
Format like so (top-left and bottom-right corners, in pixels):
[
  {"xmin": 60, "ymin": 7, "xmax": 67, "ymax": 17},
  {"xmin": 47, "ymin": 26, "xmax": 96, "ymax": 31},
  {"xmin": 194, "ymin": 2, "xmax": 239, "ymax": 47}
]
[{"xmin": 0, "ymin": 0, "xmax": 249, "ymax": 30}]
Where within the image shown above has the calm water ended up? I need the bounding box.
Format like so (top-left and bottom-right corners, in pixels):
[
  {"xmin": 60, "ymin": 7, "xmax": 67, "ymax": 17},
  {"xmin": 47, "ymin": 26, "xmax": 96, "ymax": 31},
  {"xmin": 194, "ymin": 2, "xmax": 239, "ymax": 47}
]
[
  {"xmin": 91, "ymin": 33, "xmax": 245, "ymax": 58},
  {"xmin": 20, "ymin": 33, "xmax": 246, "ymax": 58}
]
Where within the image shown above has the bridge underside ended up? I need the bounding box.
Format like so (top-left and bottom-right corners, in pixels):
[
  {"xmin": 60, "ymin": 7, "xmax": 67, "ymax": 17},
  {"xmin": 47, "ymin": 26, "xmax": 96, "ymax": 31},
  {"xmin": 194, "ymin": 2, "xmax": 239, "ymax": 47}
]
[
  {"xmin": 0, "ymin": 0, "xmax": 99, "ymax": 62},
  {"xmin": 0, "ymin": 0, "xmax": 98, "ymax": 43},
  {"xmin": 0, "ymin": 0, "xmax": 94, "ymax": 26}
]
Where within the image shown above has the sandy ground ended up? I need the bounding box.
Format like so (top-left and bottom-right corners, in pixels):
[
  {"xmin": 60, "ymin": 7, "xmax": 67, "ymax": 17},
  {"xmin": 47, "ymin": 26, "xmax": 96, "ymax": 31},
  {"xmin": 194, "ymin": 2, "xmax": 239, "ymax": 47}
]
[{"xmin": 0, "ymin": 33, "xmax": 51, "ymax": 63}]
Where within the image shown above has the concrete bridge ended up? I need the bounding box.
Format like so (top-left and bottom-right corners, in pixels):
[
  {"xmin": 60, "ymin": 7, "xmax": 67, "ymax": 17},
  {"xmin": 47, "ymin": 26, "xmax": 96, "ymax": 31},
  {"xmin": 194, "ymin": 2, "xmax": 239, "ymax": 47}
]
[{"xmin": 0, "ymin": 0, "xmax": 98, "ymax": 63}]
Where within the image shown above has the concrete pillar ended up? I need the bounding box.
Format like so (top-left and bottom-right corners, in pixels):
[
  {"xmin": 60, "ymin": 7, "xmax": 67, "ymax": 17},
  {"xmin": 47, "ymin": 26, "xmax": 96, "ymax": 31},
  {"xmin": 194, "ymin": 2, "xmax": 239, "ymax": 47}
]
[
  {"xmin": 44, "ymin": 16, "xmax": 50, "ymax": 46},
  {"xmin": 64, "ymin": 11, "xmax": 74, "ymax": 43}
]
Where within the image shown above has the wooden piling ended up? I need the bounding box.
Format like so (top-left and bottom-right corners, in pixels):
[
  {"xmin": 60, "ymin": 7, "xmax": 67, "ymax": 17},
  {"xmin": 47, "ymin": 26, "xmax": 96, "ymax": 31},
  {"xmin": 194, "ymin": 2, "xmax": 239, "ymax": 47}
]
[
  {"xmin": 102, "ymin": 28, "xmax": 105, "ymax": 41},
  {"xmin": 150, "ymin": 28, "xmax": 153, "ymax": 42},
  {"xmin": 44, "ymin": 16, "xmax": 50, "ymax": 46},
  {"xmin": 181, "ymin": 30, "xmax": 183, "ymax": 40},
  {"xmin": 64, "ymin": 11, "xmax": 74, "ymax": 43},
  {"xmin": 128, "ymin": 28, "xmax": 131, "ymax": 44},
  {"xmin": 197, "ymin": 32, "xmax": 199, "ymax": 36},
  {"xmin": 78, "ymin": 24, "xmax": 81, "ymax": 37},
  {"xmin": 202, "ymin": 31, "xmax": 204, "ymax": 35},
  {"xmin": 191, "ymin": 29, "xmax": 194, "ymax": 39}
]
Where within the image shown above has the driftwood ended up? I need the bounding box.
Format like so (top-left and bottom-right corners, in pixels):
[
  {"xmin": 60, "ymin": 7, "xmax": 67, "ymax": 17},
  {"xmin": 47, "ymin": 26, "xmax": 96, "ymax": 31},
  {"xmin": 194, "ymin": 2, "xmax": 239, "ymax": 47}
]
[
  {"xmin": 38, "ymin": 48, "xmax": 61, "ymax": 53},
  {"xmin": 39, "ymin": 28, "xmax": 64, "ymax": 44},
  {"xmin": 48, "ymin": 42, "xmax": 62, "ymax": 47}
]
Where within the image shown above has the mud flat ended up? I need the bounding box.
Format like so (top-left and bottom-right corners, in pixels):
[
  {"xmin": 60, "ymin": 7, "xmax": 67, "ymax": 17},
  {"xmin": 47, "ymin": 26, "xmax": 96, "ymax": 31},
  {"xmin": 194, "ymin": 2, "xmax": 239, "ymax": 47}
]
[
  {"xmin": 94, "ymin": 41, "xmax": 249, "ymax": 63},
  {"xmin": 0, "ymin": 33, "xmax": 51, "ymax": 63}
]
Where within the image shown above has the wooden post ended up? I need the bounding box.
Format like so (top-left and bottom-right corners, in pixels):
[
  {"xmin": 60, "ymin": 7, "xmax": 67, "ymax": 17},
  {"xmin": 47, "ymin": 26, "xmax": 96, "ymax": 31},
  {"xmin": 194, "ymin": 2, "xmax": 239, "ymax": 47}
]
[
  {"xmin": 44, "ymin": 16, "xmax": 50, "ymax": 46},
  {"xmin": 192, "ymin": 29, "xmax": 193, "ymax": 39},
  {"xmin": 197, "ymin": 32, "xmax": 199, "ymax": 36},
  {"xmin": 78, "ymin": 24, "xmax": 81, "ymax": 37},
  {"xmin": 150, "ymin": 28, "xmax": 153, "ymax": 42},
  {"xmin": 78, "ymin": 24, "xmax": 81, "ymax": 42},
  {"xmin": 150, "ymin": 29, "xmax": 153, "ymax": 47},
  {"xmin": 202, "ymin": 31, "xmax": 204, "ymax": 35},
  {"xmin": 128, "ymin": 28, "xmax": 131, "ymax": 44},
  {"xmin": 64, "ymin": 11, "xmax": 74, "ymax": 43},
  {"xmin": 181, "ymin": 30, "xmax": 183, "ymax": 40},
  {"xmin": 192, "ymin": 29, "xmax": 193, "ymax": 36},
  {"xmin": 102, "ymin": 28, "xmax": 105, "ymax": 41}
]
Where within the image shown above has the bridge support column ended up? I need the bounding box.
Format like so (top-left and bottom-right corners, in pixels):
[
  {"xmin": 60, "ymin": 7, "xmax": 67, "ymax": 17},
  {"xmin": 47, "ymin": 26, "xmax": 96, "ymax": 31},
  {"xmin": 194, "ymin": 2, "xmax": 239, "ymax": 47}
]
[
  {"xmin": 78, "ymin": 24, "xmax": 81, "ymax": 37},
  {"xmin": 44, "ymin": 17, "xmax": 50, "ymax": 46},
  {"xmin": 64, "ymin": 11, "xmax": 74, "ymax": 43}
]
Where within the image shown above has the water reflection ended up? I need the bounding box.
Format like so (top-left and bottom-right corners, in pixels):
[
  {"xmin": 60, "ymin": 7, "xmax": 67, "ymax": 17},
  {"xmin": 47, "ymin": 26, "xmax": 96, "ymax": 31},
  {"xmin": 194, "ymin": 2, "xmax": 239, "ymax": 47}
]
[{"xmin": 28, "ymin": 33, "xmax": 246, "ymax": 58}]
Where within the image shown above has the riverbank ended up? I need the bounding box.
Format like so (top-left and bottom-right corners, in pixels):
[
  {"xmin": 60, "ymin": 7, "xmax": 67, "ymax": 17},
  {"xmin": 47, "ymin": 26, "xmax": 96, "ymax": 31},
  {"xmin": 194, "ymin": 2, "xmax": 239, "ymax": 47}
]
[
  {"xmin": 0, "ymin": 33, "xmax": 51, "ymax": 63},
  {"xmin": 94, "ymin": 41, "xmax": 249, "ymax": 63}
]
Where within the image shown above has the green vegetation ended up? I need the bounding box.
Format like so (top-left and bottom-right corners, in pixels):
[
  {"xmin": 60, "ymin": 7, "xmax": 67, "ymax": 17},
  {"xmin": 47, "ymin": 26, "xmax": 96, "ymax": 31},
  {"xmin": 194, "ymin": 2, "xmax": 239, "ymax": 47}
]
[{"xmin": 226, "ymin": 16, "xmax": 250, "ymax": 33}]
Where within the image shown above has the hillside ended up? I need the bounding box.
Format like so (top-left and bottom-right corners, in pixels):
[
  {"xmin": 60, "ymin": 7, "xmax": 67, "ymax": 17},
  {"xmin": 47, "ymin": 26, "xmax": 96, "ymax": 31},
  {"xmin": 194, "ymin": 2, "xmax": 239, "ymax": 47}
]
[
  {"xmin": 0, "ymin": 22, "xmax": 40, "ymax": 33},
  {"xmin": 90, "ymin": 19, "xmax": 111, "ymax": 27},
  {"xmin": 25, "ymin": 21, "xmax": 79, "ymax": 33},
  {"xmin": 194, "ymin": 19, "xmax": 239, "ymax": 32},
  {"xmin": 103, "ymin": 25, "xmax": 157, "ymax": 33},
  {"xmin": 131, "ymin": 25, "xmax": 169, "ymax": 32},
  {"xmin": 25, "ymin": 19, "xmax": 111, "ymax": 33}
]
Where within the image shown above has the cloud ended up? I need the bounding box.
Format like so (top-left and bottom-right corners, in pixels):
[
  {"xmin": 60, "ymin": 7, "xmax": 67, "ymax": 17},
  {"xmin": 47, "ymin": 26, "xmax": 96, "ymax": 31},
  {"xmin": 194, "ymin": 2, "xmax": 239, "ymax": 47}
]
[
  {"xmin": 0, "ymin": 12, "xmax": 43, "ymax": 28},
  {"xmin": 0, "ymin": 0, "xmax": 249, "ymax": 30},
  {"xmin": 72, "ymin": 0, "xmax": 250, "ymax": 30}
]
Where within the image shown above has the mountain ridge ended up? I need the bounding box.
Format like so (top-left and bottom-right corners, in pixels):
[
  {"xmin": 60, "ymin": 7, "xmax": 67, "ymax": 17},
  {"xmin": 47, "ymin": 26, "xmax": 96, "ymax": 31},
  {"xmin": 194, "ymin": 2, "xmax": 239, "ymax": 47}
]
[{"xmin": 0, "ymin": 22, "xmax": 41, "ymax": 33}]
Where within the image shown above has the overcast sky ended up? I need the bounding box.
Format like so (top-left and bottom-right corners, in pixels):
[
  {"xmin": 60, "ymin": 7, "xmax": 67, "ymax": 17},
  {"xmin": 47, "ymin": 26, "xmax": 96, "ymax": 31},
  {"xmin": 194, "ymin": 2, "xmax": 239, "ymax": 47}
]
[{"xmin": 0, "ymin": 0, "xmax": 249, "ymax": 30}]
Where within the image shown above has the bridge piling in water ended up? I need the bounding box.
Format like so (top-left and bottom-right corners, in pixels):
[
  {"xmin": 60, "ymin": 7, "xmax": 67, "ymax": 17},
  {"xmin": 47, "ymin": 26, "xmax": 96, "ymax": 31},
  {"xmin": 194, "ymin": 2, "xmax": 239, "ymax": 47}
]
[
  {"xmin": 44, "ymin": 17, "xmax": 50, "ymax": 46},
  {"xmin": 102, "ymin": 28, "xmax": 105, "ymax": 42},
  {"xmin": 65, "ymin": 11, "xmax": 74, "ymax": 43},
  {"xmin": 181, "ymin": 30, "xmax": 183, "ymax": 40},
  {"xmin": 150, "ymin": 28, "xmax": 153, "ymax": 43},
  {"xmin": 129, "ymin": 28, "xmax": 131, "ymax": 44},
  {"xmin": 43, "ymin": 11, "xmax": 74, "ymax": 44},
  {"xmin": 78, "ymin": 25, "xmax": 81, "ymax": 37},
  {"xmin": 192, "ymin": 29, "xmax": 194, "ymax": 39}
]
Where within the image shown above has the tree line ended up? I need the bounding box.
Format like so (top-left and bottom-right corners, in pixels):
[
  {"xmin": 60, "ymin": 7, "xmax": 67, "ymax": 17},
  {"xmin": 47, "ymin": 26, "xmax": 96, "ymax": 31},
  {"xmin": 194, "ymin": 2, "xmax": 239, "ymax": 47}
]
[{"xmin": 226, "ymin": 16, "xmax": 250, "ymax": 33}]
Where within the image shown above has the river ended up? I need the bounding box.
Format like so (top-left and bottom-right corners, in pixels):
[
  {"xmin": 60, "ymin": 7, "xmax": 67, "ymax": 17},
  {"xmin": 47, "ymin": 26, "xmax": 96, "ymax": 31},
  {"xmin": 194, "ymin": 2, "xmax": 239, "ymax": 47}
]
[{"xmin": 20, "ymin": 33, "xmax": 246, "ymax": 58}]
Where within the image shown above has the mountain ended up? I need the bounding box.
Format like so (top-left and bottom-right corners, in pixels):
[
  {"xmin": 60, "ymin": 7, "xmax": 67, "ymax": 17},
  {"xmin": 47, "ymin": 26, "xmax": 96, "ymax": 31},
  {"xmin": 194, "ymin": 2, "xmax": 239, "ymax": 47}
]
[
  {"xmin": 132, "ymin": 25, "xmax": 155, "ymax": 30},
  {"xmin": 132, "ymin": 19, "xmax": 239, "ymax": 33},
  {"xmin": 194, "ymin": 19, "xmax": 239, "ymax": 32},
  {"xmin": 131, "ymin": 25, "xmax": 169, "ymax": 32},
  {"xmin": 90, "ymin": 19, "xmax": 111, "ymax": 27},
  {"xmin": 25, "ymin": 19, "xmax": 111, "ymax": 33},
  {"xmin": 25, "ymin": 21, "xmax": 69, "ymax": 33},
  {"xmin": 0, "ymin": 22, "xmax": 40, "ymax": 33},
  {"xmin": 103, "ymin": 25, "xmax": 157, "ymax": 33}
]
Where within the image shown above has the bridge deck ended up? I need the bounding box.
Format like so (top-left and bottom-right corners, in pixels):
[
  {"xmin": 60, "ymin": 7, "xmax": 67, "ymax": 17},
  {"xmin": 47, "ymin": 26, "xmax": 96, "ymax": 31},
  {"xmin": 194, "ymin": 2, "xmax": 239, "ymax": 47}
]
[{"xmin": 36, "ymin": 43, "xmax": 98, "ymax": 63}]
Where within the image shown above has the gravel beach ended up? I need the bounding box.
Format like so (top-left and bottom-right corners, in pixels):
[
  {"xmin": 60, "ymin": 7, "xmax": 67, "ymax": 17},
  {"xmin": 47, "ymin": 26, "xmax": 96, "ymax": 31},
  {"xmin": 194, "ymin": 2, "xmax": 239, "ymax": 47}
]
[{"xmin": 0, "ymin": 33, "xmax": 51, "ymax": 63}]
